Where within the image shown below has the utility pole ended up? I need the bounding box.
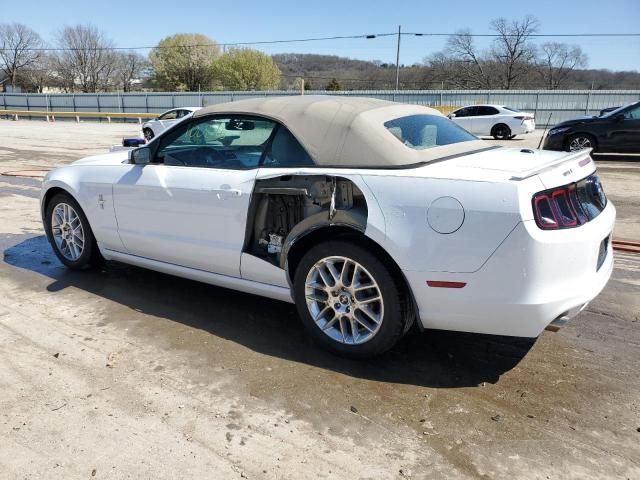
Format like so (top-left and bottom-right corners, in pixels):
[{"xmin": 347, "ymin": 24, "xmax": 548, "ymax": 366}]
[{"xmin": 395, "ymin": 25, "xmax": 401, "ymax": 92}]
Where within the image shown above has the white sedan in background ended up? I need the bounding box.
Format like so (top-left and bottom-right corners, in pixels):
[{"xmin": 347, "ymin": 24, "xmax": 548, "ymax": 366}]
[
  {"xmin": 40, "ymin": 96, "xmax": 613, "ymax": 358},
  {"xmin": 448, "ymin": 104, "xmax": 535, "ymax": 139},
  {"xmin": 142, "ymin": 107, "xmax": 201, "ymax": 141}
]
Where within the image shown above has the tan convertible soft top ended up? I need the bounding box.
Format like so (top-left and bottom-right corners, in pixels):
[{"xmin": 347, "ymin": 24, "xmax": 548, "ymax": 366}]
[{"xmin": 194, "ymin": 96, "xmax": 488, "ymax": 167}]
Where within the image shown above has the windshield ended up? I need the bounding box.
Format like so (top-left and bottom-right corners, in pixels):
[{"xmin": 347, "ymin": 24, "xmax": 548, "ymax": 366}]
[
  {"xmin": 384, "ymin": 114, "xmax": 477, "ymax": 150},
  {"xmin": 600, "ymin": 104, "xmax": 633, "ymax": 118}
]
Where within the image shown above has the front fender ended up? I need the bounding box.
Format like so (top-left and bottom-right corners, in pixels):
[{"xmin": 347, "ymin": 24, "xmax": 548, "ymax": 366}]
[
  {"xmin": 41, "ymin": 165, "xmax": 126, "ymax": 254},
  {"xmin": 40, "ymin": 169, "xmax": 85, "ymax": 222}
]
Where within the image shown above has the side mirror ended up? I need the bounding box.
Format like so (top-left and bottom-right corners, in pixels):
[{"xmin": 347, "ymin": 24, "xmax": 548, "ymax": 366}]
[
  {"xmin": 614, "ymin": 113, "xmax": 625, "ymax": 121},
  {"xmin": 129, "ymin": 147, "xmax": 151, "ymax": 165},
  {"xmin": 448, "ymin": 113, "xmax": 456, "ymax": 119}
]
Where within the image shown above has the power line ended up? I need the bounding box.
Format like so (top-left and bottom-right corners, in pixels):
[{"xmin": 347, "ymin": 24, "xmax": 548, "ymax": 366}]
[
  {"xmin": 1, "ymin": 31, "xmax": 639, "ymax": 52},
  {"xmin": 0, "ymin": 33, "xmax": 397, "ymax": 52},
  {"xmin": 406, "ymin": 32, "xmax": 640, "ymax": 38}
]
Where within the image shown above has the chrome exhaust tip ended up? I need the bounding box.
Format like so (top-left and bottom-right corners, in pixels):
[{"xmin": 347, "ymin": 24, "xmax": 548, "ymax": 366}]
[
  {"xmin": 545, "ymin": 313, "xmax": 570, "ymax": 332},
  {"xmin": 544, "ymin": 302, "xmax": 589, "ymax": 332}
]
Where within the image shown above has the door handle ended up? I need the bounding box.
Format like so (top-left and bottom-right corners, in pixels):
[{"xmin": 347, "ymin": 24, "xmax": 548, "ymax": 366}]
[{"xmin": 216, "ymin": 189, "xmax": 242, "ymax": 200}]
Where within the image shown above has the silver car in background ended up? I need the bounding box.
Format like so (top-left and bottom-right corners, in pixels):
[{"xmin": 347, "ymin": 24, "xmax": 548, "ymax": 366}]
[{"xmin": 142, "ymin": 107, "xmax": 201, "ymax": 141}]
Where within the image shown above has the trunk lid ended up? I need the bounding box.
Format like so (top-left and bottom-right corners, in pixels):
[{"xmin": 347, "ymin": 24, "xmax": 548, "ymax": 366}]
[{"xmin": 439, "ymin": 146, "xmax": 596, "ymax": 187}]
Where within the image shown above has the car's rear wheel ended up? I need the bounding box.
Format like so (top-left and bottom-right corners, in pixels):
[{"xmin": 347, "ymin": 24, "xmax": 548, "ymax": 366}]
[
  {"xmin": 565, "ymin": 133, "xmax": 597, "ymax": 152},
  {"xmin": 45, "ymin": 192, "xmax": 102, "ymax": 269},
  {"xmin": 293, "ymin": 240, "xmax": 406, "ymax": 358},
  {"xmin": 143, "ymin": 128, "xmax": 154, "ymax": 141},
  {"xmin": 491, "ymin": 123, "xmax": 511, "ymax": 140}
]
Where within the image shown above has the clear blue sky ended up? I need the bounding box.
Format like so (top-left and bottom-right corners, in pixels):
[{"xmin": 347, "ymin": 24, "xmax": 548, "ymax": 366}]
[{"xmin": 3, "ymin": 0, "xmax": 639, "ymax": 71}]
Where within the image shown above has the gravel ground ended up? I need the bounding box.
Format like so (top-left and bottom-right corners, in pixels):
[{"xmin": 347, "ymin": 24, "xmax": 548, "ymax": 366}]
[{"xmin": 1, "ymin": 120, "xmax": 639, "ymax": 479}]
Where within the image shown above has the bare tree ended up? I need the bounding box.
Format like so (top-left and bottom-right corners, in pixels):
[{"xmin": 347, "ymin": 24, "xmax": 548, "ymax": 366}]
[
  {"xmin": 536, "ymin": 42, "xmax": 587, "ymax": 89},
  {"xmin": 114, "ymin": 51, "xmax": 149, "ymax": 91},
  {"xmin": 444, "ymin": 30, "xmax": 493, "ymax": 88},
  {"xmin": 490, "ymin": 16, "xmax": 539, "ymax": 89},
  {"xmin": 54, "ymin": 25, "xmax": 116, "ymax": 92},
  {"xmin": 0, "ymin": 23, "xmax": 44, "ymax": 90},
  {"xmin": 17, "ymin": 53, "xmax": 55, "ymax": 92}
]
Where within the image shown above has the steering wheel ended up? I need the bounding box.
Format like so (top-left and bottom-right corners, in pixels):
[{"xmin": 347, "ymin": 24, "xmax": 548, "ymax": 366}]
[{"xmin": 192, "ymin": 146, "xmax": 226, "ymax": 166}]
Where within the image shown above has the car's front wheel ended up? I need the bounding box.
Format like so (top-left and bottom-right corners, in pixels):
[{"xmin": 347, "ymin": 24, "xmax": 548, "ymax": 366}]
[
  {"xmin": 565, "ymin": 133, "xmax": 596, "ymax": 152},
  {"xmin": 293, "ymin": 240, "xmax": 407, "ymax": 358},
  {"xmin": 143, "ymin": 127, "xmax": 154, "ymax": 141},
  {"xmin": 45, "ymin": 192, "xmax": 102, "ymax": 269}
]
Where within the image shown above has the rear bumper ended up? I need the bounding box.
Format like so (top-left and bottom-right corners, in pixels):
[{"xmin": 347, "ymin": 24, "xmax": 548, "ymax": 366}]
[
  {"xmin": 514, "ymin": 120, "xmax": 536, "ymax": 134},
  {"xmin": 405, "ymin": 202, "xmax": 616, "ymax": 337}
]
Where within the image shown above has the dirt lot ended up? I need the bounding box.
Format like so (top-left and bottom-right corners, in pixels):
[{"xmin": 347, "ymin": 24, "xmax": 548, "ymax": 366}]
[{"xmin": 1, "ymin": 120, "xmax": 639, "ymax": 479}]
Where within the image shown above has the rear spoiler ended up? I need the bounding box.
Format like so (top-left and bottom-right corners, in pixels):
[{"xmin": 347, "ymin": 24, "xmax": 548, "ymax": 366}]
[{"xmin": 509, "ymin": 149, "xmax": 593, "ymax": 181}]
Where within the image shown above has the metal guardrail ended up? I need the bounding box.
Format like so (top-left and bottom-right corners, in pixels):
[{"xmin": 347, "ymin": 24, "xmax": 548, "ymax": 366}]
[{"xmin": 0, "ymin": 109, "xmax": 156, "ymax": 123}]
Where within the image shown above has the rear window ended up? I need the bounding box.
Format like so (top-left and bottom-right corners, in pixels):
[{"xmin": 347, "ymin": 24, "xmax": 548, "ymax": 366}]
[
  {"xmin": 503, "ymin": 106, "xmax": 521, "ymax": 112},
  {"xmin": 384, "ymin": 114, "xmax": 477, "ymax": 150}
]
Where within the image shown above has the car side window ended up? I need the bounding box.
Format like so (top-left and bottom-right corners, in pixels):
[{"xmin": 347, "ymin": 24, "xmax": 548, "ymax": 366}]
[
  {"xmin": 263, "ymin": 126, "xmax": 315, "ymax": 167},
  {"xmin": 454, "ymin": 107, "xmax": 473, "ymax": 118},
  {"xmin": 155, "ymin": 115, "xmax": 277, "ymax": 170},
  {"xmin": 159, "ymin": 110, "xmax": 177, "ymax": 120},
  {"xmin": 623, "ymin": 105, "xmax": 640, "ymax": 119},
  {"xmin": 477, "ymin": 106, "xmax": 499, "ymax": 116}
]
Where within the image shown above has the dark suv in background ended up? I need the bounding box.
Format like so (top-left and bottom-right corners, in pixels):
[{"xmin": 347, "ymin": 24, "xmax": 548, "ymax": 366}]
[{"xmin": 543, "ymin": 101, "xmax": 640, "ymax": 153}]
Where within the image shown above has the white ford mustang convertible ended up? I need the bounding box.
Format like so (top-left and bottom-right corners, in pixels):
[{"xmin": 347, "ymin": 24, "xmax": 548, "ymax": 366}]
[{"xmin": 41, "ymin": 96, "xmax": 615, "ymax": 357}]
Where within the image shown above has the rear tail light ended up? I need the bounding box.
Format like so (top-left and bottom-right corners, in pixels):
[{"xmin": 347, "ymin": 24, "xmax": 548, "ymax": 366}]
[
  {"xmin": 515, "ymin": 115, "xmax": 534, "ymax": 122},
  {"xmin": 532, "ymin": 174, "xmax": 606, "ymax": 230}
]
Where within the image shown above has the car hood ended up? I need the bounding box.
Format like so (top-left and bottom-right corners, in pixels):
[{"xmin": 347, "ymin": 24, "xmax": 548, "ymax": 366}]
[
  {"xmin": 551, "ymin": 117, "xmax": 600, "ymax": 129},
  {"xmin": 72, "ymin": 151, "xmax": 130, "ymax": 166}
]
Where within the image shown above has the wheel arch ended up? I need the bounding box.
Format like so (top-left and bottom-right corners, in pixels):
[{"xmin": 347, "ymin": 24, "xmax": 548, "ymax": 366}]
[
  {"xmin": 285, "ymin": 225, "xmax": 418, "ymax": 332},
  {"xmin": 564, "ymin": 131, "xmax": 598, "ymax": 150},
  {"xmin": 41, "ymin": 184, "xmax": 80, "ymax": 223}
]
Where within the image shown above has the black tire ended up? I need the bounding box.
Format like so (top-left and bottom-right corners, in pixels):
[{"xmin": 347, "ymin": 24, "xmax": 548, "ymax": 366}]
[
  {"xmin": 491, "ymin": 123, "xmax": 512, "ymax": 140},
  {"xmin": 143, "ymin": 128, "xmax": 154, "ymax": 141},
  {"xmin": 293, "ymin": 240, "xmax": 407, "ymax": 358},
  {"xmin": 564, "ymin": 133, "xmax": 597, "ymax": 152},
  {"xmin": 44, "ymin": 192, "xmax": 102, "ymax": 270}
]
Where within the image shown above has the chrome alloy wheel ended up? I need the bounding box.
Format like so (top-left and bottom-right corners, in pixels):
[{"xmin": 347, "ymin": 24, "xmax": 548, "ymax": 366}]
[
  {"xmin": 305, "ymin": 256, "xmax": 384, "ymax": 345},
  {"xmin": 569, "ymin": 136, "xmax": 593, "ymax": 151},
  {"xmin": 51, "ymin": 203, "xmax": 85, "ymax": 261}
]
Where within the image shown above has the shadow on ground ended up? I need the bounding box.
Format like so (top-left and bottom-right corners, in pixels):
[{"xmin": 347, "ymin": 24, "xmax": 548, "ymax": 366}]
[
  {"xmin": 593, "ymin": 153, "xmax": 640, "ymax": 162},
  {"xmin": 4, "ymin": 235, "xmax": 536, "ymax": 389}
]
